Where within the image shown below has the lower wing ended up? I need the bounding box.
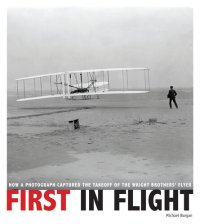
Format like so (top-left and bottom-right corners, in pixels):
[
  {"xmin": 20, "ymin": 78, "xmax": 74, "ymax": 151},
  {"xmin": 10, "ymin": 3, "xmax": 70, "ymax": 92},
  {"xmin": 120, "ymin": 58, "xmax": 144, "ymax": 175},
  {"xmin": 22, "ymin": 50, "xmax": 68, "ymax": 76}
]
[{"xmin": 17, "ymin": 90, "xmax": 149, "ymax": 101}]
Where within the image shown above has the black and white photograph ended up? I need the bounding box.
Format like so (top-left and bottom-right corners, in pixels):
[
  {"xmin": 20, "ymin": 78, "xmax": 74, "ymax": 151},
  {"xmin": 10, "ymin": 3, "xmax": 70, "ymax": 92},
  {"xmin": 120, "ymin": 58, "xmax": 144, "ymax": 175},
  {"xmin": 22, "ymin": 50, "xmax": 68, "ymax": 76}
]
[{"xmin": 7, "ymin": 7, "xmax": 193, "ymax": 189}]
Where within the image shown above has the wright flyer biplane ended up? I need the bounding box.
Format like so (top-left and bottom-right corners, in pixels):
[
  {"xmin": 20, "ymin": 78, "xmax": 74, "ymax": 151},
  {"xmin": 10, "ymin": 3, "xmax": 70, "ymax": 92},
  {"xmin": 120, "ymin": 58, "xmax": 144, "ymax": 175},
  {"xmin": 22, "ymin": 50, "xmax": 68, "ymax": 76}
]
[{"xmin": 16, "ymin": 68, "xmax": 150, "ymax": 102}]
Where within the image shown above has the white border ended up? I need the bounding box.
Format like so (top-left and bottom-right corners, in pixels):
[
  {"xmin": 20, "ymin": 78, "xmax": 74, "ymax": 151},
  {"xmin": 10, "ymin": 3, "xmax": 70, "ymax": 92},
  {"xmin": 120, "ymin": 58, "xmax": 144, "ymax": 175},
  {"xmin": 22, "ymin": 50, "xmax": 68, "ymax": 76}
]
[{"xmin": 1, "ymin": 1, "xmax": 199, "ymax": 223}]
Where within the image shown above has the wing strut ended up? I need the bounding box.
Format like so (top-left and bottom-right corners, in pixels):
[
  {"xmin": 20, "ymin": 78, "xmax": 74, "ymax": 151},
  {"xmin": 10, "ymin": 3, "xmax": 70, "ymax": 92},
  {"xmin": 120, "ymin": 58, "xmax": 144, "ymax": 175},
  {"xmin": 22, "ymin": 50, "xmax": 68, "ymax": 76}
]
[
  {"xmin": 144, "ymin": 70, "xmax": 146, "ymax": 91},
  {"xmin": 126, "ymin": 70, "xmax": 129, "ymax": 89},
  {"xmin": 23, "ymin": 80, "xmax": 25, "ymax": 98},
  {"xmin": 17, "ymin": 80, "xmax": 19, "ymax": 99},
  {"xmin": 122, "ymin": 70, "xmax": 124, "ymax": 90},
  {"xmin": 107, "ymin": 71, "xmax": 110, "ymax": 89},
  {"xmin": 34, "ymin": 78, "xmax": 36, "ymax": 96},
  {"xmin": 147, "ymin": 69, "xmax": 150, "ymax": 91}
]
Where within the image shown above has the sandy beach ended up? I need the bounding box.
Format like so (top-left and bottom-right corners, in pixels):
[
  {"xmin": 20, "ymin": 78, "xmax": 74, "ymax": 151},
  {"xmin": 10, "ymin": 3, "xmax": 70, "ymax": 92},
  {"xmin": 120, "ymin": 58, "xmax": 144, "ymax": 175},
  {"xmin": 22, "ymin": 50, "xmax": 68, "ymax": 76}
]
[{"xmin": 7, "ymin": 89, "xmax": 193, "ymax": 189}]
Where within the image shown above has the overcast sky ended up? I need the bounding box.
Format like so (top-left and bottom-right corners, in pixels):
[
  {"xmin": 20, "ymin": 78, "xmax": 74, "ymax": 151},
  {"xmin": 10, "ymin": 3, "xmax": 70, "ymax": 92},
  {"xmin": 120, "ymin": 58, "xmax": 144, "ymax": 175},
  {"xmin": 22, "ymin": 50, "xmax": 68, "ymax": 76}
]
[{"xmin": 7, "ymin": 7, "xmax": 193, "ymax": 90}]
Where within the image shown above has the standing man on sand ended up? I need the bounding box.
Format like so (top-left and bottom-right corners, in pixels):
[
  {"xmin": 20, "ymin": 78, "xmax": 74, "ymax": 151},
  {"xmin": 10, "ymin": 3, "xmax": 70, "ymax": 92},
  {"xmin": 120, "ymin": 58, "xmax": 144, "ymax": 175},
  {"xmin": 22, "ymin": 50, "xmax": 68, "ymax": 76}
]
[{"xmin": 167, "ymin": 86, "xmax": 178, "ymax": 109}]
